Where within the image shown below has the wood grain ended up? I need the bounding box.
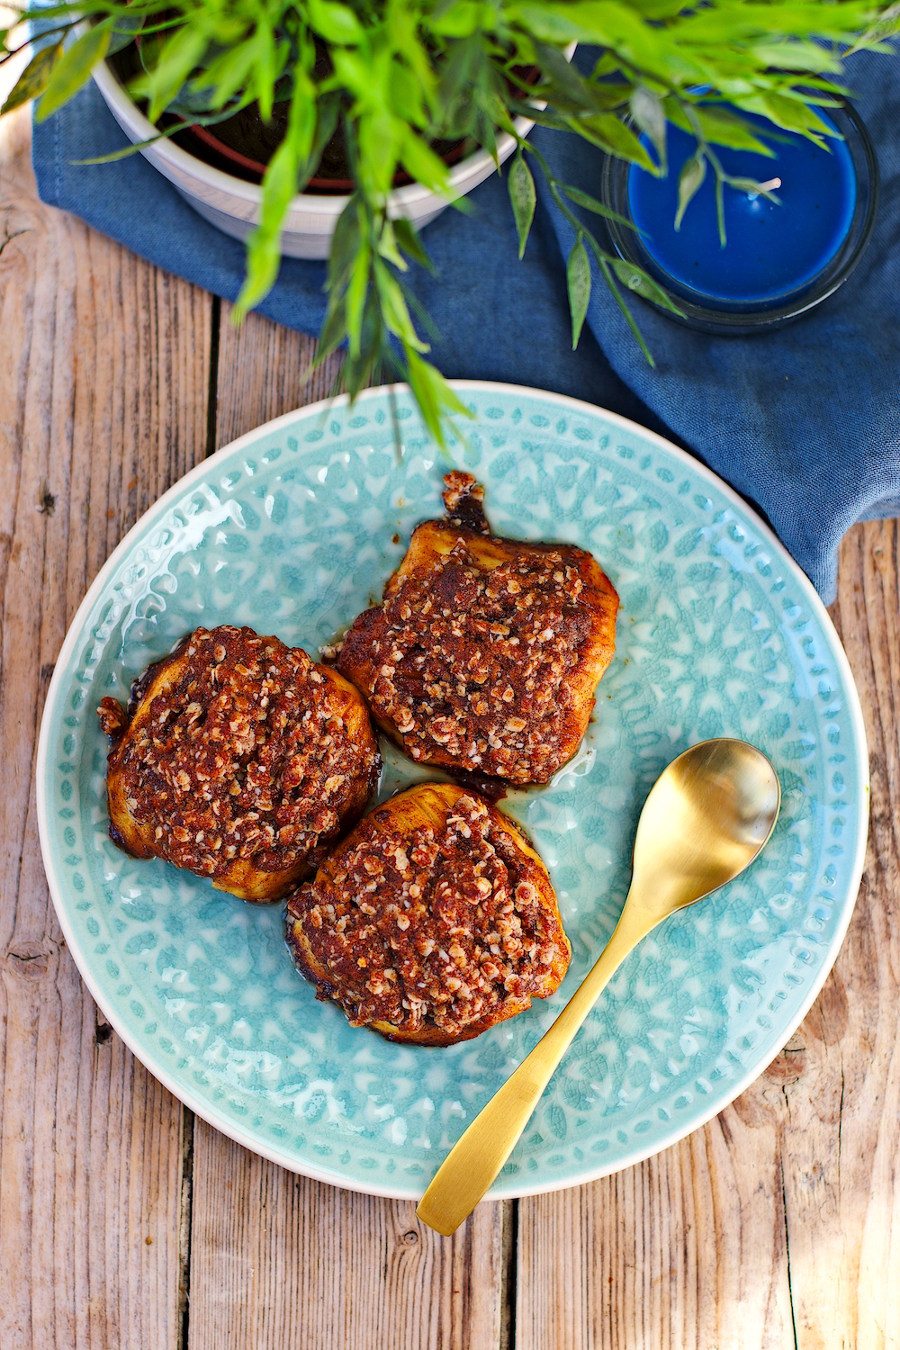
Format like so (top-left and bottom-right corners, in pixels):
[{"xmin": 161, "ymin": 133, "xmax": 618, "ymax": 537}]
[
  {"xmin": 0, "ymin": 104, "xmax": 212, "ymax": 1348},
  {"xmin": 515, "ymin": 519, "xmax": 900, "ymax": 1350},
  {"xmin": 187, "ymin": 1121, "xmax": 503, "ymax": 1350},
  {"xmin": 781, "ymin": 519, "xmax": 899, "ymax": 1350},
  {"xmin": 1, "ymin": 78, "xmax": 897, "ymax": 1350},
  {"xmin": 182, "ymin": 308, "xmax": 505, "ymax": 1350},
  {"xmin": 208, "ymin": 301, "xmax": 343, "ymax": 442}
]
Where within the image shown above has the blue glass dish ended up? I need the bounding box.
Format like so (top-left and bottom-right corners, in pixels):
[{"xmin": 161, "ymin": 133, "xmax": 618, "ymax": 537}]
[{"xmin": 601, "ymin": 102, "xmax": 877, "ymax": 334}]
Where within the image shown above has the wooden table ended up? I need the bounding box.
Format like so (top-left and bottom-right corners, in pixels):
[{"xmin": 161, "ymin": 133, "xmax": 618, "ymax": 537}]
[{"xmin": 2, "ymin": 99, "xmax": 897, "ymax": 1350}]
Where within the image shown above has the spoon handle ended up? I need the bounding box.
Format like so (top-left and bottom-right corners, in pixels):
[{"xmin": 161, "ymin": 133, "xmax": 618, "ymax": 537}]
[{"xmin": 416, "ymin": 899, "xmax": 652, "ymax": 1235}]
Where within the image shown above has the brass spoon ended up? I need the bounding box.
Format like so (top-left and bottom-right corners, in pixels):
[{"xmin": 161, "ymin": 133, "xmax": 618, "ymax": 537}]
[{"xmin": 416, "ymin": 738, "xmax": 781, "ymax": 1235}]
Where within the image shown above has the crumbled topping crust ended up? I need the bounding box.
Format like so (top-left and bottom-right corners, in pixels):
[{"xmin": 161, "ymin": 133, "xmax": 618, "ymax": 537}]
[
  {"xmin": 441, "ymin": 469, "xmax": 490, "ymax": 533},
  {"xmin": 340, "ymin": 547, "xmax": 612, "ymax": 786},
  {"xmin": 99, "ymin": 625, "xmax": 379, "ymax": 883},
  {"xmin": 338, "ymin": 472, "xmax": 617, "ymax": 785},
  {"xmin": 285, "ymin": 789, "xmax": 569, "ymax": 1041}
]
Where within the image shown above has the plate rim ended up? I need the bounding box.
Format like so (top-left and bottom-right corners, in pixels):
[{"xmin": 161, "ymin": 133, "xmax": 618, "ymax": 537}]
[{"xmin": 36, "ymin": 379, "xmax": 870, "ymax": 1201}]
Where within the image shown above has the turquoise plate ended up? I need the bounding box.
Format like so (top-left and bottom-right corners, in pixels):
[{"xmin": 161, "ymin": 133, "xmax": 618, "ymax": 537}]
[{"xmin": 37, "ymin": 383, "xmax": 868, "ymax": 1199}]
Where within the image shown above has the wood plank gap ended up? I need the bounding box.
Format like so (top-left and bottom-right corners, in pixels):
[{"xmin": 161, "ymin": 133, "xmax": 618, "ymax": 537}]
[
  {"xmin": 1, "ymin": 100, "xmax": 215, "ymax": 1346},
  {"xmin": 780, "ymin": 1154, "xmax": 799, "ymax": 1350},
  {"xmin": 205, "ymin": 297, "xmax": 222, "ymax": 458},
  {"xmin": 500, "ymin": 1200, "xmax": 518, "ymax": 1350},
  {"xmin": 180, "ymin": 315, "xmax": 504, "ymax": 1350},
  {"xmin": 178, "ymin": 291, "xmax": 221, "ymax": 1348},
  {"xmin": 177, "ymin": 1110, "xmax": 196, "ymax": 1350}
]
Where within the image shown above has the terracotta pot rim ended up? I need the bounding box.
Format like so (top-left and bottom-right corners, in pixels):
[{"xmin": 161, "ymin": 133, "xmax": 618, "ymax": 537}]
[
  {"xmin": 91, "ymin": 55, "xmax": 551, "ymax": 216},
  {"xmin": 186, "ymin": 119, "xmax": 471, "ymax": 193}
]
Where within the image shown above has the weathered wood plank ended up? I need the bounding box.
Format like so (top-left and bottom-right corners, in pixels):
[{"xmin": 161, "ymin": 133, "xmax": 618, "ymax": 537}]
[
  {"xmin": 780, "ymin": 519, "xmax": 899, "ymax": 1350},
  {"xmin": 187, "ymin": 1122, "xmax": 503, "ymax": 1350},
  {"xmin": 515, "ymin": 519, "xmax": 899, "ymax": 1350},
  {"xmin": 207, "ymin": 301, "xmax": 342, "ymax": 439},
  {"xmin": 0, "ymin": 104, "xmax": 212, "ymax": 1349},
  {"xmin": 184, "ymin": 309, "xmax": 505, "ymax": 1350}
]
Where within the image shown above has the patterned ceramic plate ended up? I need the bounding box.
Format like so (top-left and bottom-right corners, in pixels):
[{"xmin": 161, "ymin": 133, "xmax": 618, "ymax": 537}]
[{"xmin": 37, "ymin": 383, "xmax": 868, "ymax": 1200}]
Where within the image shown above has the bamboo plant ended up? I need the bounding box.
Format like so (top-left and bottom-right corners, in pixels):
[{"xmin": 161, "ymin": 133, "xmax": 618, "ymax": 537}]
[{"xmin": 2, "ymin": 0, "xmax": 896, "ymax": 437}]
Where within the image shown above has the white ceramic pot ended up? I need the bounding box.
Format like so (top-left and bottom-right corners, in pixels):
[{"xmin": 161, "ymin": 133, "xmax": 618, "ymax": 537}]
[{"xmin": 92, "ymin": 60, "xmax": 535, "ymax": 260}]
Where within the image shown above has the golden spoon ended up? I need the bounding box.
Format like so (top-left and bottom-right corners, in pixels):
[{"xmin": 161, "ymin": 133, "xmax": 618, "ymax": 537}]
[{"xmin": 416, "ymin": 738, "xmax": 781, "ymax": 1235}]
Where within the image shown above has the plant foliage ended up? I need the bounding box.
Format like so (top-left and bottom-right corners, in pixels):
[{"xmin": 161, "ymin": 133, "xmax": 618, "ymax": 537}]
[{"xmin": 3, "ymin": 0, "xmax": 896, "ymax": 437}]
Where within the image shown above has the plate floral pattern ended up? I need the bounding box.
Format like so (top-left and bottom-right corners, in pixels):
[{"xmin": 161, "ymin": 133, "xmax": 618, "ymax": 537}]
[{"xmin": 37, "ymin": 383, "xmax": 867, "ymax": 1199}]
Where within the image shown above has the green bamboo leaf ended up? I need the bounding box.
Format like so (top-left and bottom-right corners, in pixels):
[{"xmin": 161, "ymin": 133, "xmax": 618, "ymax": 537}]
[
  {"xmin": 522, "ymin": 107, "xmax": 583, "ymax": 133},
  {"xmin": 234, "ymin": 229, "xmax": 282, "ymax": 320},
  {"xmin": 375, "ymin": 267, "xmax": 428, "ymax": 351},
  {"xmin": 133, "ymin": 26, "xmax": 208, "ymax": 123},
  {"xmin": 633, "ymin": 0, "xmax": 693, "ymax": 15},
  {"xmin": 392, "ymin": 217, "xmax": 432, "ymax": 269},
  {"xmin": 428, "ymin": 0, "xmax": 484, "ymax": 39},
  {"xmin": 195, "ymin": 42, "xmax": 257, "ymax": 109},
  {"xmin": 571, "ymin": 112, "xmax": 657, "ymax": 172},
  {"xmin": 511, "ymin": 0, "xmax": 663, "ymax": 69},
  {"xmin": 561, "ymin": 184, "xmax": 638, "ymax": 230},
  {"xmin": 234, "ymin": 137, "xmax": 301, "ymax": 318},
  {"xmin": 400, "ymin": 129, "xmax": 451, "ymax": 196},
  {"xmin": 107, "ymin": 16, "xmax": 144, "ymax": 58},
  {"xmin": 342, "ymin": 336, "xmax": 381, "ymax": 400},
  {"xmin": 849, "ymin": 2, "xmax": 900, "ymax": 51},
  {"xmin": 474, "ymin": 105, "xmax": 498, "ymax": 165},
  {"xmin": 714, "ymin": 173, "xmax": 726, "ymax": 248},
  {"xmin": 435, "ymin": 32, "xmax": 481, "ymax": 125},
  {"xmin": 71, "ymin": 105, "xmax": 250, "ymax": 164},
  {"xmin": 345, "ymin": 240, "xmax": 370, "ymax": 357},
  {"xmin": 749, "ymin": 40, "xmax": 843, "ymax": 74},
  {"xmin": 343, "ymin": 328, "xmax": 387, "ymax": 400},
  {"xmin": 37, "ymin": 23, "xmax": 111, "ymax": 121},
  {"xmin": 306, "ymin": 0, "xmax": 364, "ymax": 45},
  {"xmin": 286, "ymin": 73, "xmax": 316, "ymax": 165},
  {"xmin": 566, "ymin": 237, "xmax": 591, "ymax": 349},
  {"xmin": 593, "ymin": 249, "xmax": 655, "ymax": 367},
  {"xmin": 506, "ymin": 2, "xmax": 588, "ymax": 44},
  {"xmin": 674, "ymin": 151, "xmax": 706, "ymax": 230},
  {"xmin": 315, "ymin": 295, "xmax": 350, "ymax": 362},
  {"xmin": 406, "ymin": 350, "xmax": 470, "ymax": 447},
  {"xmin": 1, "ymin": 40, "xmax": 63, "ymax": 115},
  {"xmin": 327, "ymin": 196, "xmax": 363, "ymax": 289},
  {"xmin": 252, "ymin": 17, "xmax": 277, "ymax": 120},
  {"xmin": 532, "ymin": 40, "xmax": 598, "ymax": 110},
  {"xmin": 357, "ymin": 107, "xmax": 402, "ymax": 195},
  {"xmin": 670, "ymin": 0, "xmax": 873, "ymax": 44},
  {"xmin": 667, "ymin": 103, "xmax": 776, "ymax": 157},
  {"xmin": 507, "ymin": 151, "xmax": 536, "ymax": 259},
  {"xmin": 739, "ymin": 90, "xmax": 836, "ymax": 146},
  {"xmin": 609, "ymin": 257, "xmax": 682, "ymax": 314},
  {"xmin": 376, "ymin": 219, "xmax": 408, "ymax": 271},
  {"xmin": 405, "ymin": 351, "xmax": 444, "ymax": 445},
  {"xmin": 629, "ymin": 86, "xmax": 666, "ymax": 168}
]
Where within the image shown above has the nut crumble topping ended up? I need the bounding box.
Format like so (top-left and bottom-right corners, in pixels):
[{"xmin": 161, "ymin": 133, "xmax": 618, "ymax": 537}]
[
  {"xmin": 441, "ymin": 470, "xmax": 489, "ymax": 533},
  {"xmin": 99, "ymin": 625, "xmax": 379, "ymax": 888},
  {"xmin": 338, "ymin": 480, "xmax": 618, "ymax": 783},
  {"xmin": 285, "ymin": 787, "xmax": 570, "ymax": 1042}
]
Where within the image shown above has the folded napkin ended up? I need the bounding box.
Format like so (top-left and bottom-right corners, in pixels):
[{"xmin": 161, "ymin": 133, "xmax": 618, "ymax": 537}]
[{"xmin": 32, "ymin": 50, "xmax": 899, "ymax": 600}]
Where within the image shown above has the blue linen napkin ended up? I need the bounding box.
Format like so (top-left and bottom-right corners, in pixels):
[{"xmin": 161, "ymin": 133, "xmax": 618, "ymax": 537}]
[{"xmin": 32, "ymin": 51, "xmax": 899, "ymax": 600}]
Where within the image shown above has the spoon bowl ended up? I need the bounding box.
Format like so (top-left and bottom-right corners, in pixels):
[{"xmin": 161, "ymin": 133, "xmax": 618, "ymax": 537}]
[
  {"xmin": 416, "ymin": 738, "xmax": 781, "ymax": 1235},
  {"xmin": 629, "ymin": 738, "xmax": 781, "ymax": 924}
]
